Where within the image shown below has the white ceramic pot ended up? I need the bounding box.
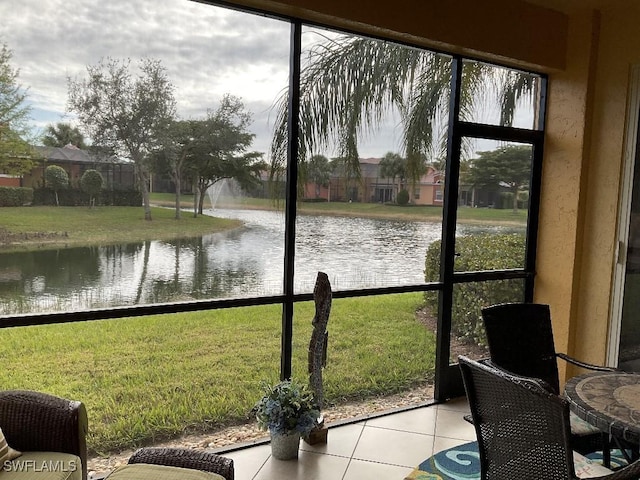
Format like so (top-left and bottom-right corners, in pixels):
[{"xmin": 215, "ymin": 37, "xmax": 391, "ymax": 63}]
[{"xmin": 270, "ymin": 431, "xmax": 301, "ymax": 460}]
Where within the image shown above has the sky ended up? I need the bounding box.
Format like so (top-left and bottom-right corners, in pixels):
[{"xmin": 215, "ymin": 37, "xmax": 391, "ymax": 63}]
[{"xmin": 0, "ymin": 0, "xmax": 409, "ymax": 159}]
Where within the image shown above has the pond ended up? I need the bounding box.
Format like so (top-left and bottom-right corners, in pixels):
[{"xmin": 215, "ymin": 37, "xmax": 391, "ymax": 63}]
[{"xmin": 0, "ymin": 208, "xmax": 521, "ymax": 315}]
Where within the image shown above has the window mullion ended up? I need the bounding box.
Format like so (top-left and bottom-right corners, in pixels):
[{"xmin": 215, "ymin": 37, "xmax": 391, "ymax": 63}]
[{"xmin": 280, "ymin": 20, "xmax": 302, "ymax": 381}]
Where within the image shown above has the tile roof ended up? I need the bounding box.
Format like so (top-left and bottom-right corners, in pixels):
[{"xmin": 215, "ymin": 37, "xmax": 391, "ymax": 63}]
[{"xmin": 34, "ymin": 145, "xmax": 121, "ymax": 164}]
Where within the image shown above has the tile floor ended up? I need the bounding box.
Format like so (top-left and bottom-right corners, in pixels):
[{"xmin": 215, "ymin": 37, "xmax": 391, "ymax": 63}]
[{"xmin": 220, "ymin": 397, "xmax": 476, "ymax": 480}]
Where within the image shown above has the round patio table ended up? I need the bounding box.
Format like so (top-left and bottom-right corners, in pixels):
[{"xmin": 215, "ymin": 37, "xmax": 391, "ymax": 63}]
[{"xmin": 564, "ymin": 371, "xmax": 640, "ymax": 446}]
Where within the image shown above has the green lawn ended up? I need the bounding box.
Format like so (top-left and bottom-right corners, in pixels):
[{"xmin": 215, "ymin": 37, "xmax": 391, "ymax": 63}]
[
  {"xmin": 0, "ymin": 293, "xmax": 434, "ymax": 455},
  {"xmin": 0, "ymin": 206, "xmax": 240, "ymax": 251}
]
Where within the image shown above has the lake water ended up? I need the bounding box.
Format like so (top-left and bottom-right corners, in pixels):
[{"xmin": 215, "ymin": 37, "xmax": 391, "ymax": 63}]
[{"xmin": 0, "ymin": 208, "xmax": 520, "ymax": 315}]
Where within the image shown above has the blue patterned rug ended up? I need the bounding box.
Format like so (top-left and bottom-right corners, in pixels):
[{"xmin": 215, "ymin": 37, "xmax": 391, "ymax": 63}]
[{"xmin": 404, "ymin": 441, "xmax": 628, "ymax": 479}]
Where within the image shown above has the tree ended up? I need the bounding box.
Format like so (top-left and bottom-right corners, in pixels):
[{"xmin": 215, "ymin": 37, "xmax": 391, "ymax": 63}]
[
  {"xmin": 68, "ymin": 57, "xmax": 177, "ymax": 221},
  {"xmin": 43, "ymin": 122, "xmax": 87, "ymax": 149},
  {"xmin": 152, "ymin": 119, "xmax": 200, "ymax": 219},
  {"xmin": 185, "ymin": 95, "xmax": 263, "ymax": 216},
  {"xmin": 379, "ymin": 152, "xmax": 406, "ymax": 202},
  {"xmin": 270, "ymin": 36, "xmax": 535, "ymax": 189},
  {"xmin": 0, "ymin": 43, "xmax": 38, "ymax": 176},
  {"xmin": 45, "ymin": 165, "xmax": 69, "ymax": 206},
  {"xmin": 80, "ymin": 169, "xmax": 104, "ymax": 208},
  {"xmin": 466, "ymin": 145, "xmax": 532, "ymax": 213},
  {"xmin": 304, "ymin": 154, "xmax": 331, "ymax": 198}
]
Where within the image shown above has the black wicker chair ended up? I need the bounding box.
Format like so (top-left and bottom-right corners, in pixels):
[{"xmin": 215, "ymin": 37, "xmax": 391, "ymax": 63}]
[
  {"xmin": 127, "ymin": 447, "xmax": 234, "ymax": 480},
  {"xmin": 459, "ymin": 355, "xmax": 640, "ymax": 480},
  {"xmin": 481, "ymin": 302, "xmax": 617, "ymax": 459},
  {"xmin": 0, "ymin": 390, "xmax": 88, "ymax": 480}
]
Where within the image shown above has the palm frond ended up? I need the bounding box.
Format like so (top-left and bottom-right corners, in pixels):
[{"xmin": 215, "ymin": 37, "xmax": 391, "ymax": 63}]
[{"xmin": 269, "ymin": 34, "xmax": 537, "ymax": 191}]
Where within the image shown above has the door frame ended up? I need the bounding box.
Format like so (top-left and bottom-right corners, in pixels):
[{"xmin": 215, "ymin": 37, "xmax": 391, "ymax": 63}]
[{"xmin": 608, "ymin": 65, "xmax": 640, "ymax": 366}]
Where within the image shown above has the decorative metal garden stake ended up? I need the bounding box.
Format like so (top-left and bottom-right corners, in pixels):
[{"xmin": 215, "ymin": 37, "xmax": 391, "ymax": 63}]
[{"xmin": 304, "ymin": 271, "xmax": 331, "ymax": 445}]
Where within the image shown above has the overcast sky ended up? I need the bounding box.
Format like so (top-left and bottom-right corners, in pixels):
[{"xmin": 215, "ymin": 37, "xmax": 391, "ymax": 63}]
[{"xmin": 0, "ymin": 0, "xmax": 410, "ymax": 159}]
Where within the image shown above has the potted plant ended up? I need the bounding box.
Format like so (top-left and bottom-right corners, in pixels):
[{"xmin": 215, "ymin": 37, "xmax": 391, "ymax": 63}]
[{"xmin": 254, "ymin": 378, "xmax": 320, "ymax": 460}]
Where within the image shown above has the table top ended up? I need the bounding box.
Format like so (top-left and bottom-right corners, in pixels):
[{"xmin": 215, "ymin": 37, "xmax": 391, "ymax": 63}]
[{"xmin": 564, "ymin": 371, "xmax": 640, "ymax": 445}]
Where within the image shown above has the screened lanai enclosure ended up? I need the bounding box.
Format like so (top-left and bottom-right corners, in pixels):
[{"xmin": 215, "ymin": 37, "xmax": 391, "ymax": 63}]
[{"xmin": 0, "ymin": 0, "xmax": 545, "ymax": 454}]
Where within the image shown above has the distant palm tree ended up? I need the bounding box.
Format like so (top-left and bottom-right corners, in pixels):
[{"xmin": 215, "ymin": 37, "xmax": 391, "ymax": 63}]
[
  {"xmin": 270, "ymin": 35, "xmax": 536, "ymax": 188},
  {"xmin": 379, "ymin": 152, "xmax": 406, "ymax": 202},
  {"xmin": 42, "ymin": 122, "xmax": 87, "ymax": 149}
]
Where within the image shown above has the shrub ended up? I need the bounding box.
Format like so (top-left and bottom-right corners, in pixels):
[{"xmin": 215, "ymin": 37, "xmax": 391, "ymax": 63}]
[
  {"xmin": 32, "ymin": 187, "xmax": 141, "ymax": 207},
  {"xmin": 80, "ymin": 169, "xmax": 104, "ymax": 207},
  {"xmin": 33, "ymin": 187, "xmax": 84, "ymax": 206},
  {"xmin": 45, "ymin": 165, "xmax": 69, "ymax": 206},
  {"xmin": 424, "ymin": 233, "xmax": 526, "ymax": 344},
  {"xmin": 396, "ymin": 189, "xmax": 409, "ymax": 205},
  {"xmin": 101, "ymin": 188, "xmax": 142, "ymax": 206},
  {"xmin": 0, "ymin": 187, "xmax": 33, "ymax": 206}
]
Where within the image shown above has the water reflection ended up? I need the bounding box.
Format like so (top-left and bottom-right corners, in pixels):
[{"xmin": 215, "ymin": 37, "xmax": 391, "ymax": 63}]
[{"xmin": 0, "ymin": 208, "xmax": 521, "ymax": 314}]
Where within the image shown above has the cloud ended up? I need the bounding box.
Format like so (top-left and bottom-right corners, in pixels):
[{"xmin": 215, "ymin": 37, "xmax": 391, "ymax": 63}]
[
  {"xmin": 1, "ymin": 0, "xmax": 411, "ymax": 158},
  {"xmin": 0, "ymin": 0, "xmax": 291, "ymax": 154}
]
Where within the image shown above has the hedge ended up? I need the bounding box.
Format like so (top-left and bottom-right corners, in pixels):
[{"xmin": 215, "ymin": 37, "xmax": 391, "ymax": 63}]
[
  {"xmin": 32, "ymin": 187, "xmax": 142, "ymax": 207},
  {"xmin": 424, "ymin": 232, "xmax": 526, "ymax": 345},
  {"xmin": 0, "ymin": 187, "xmax": 33, "ymax": 207}
]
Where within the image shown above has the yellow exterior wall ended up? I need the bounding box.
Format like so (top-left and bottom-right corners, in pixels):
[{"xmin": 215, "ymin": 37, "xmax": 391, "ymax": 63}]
[
  {"xmin": 568, "ymin": 5, "xmax": 640, "ymax": 373},
  {"xmin": 535, "ymin": 10, "xmax": 601, "ymax": 381}
]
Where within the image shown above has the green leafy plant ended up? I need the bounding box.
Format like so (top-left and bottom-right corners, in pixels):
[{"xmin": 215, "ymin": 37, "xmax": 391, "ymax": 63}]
[
  {"xmin": 45, "ymin": 165, "xmax": 69, "ymax": 206},
  {"xmin": 396, "ymin": 189, "xmax": 410, "ymax": 205},
  {"xmin": 254, "ymin": 379, "xmax": 320, "ymax": 436},
  {"xmin": 424, "ymin": 233, "xmax": 526, "ymax": 344},
  {"xmin": 80, "ymin": 169, "xmax": 104, "ymax": 208}
]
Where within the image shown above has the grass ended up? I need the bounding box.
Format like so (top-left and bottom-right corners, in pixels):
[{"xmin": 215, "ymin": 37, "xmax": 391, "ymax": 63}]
[
  {"xmin": 0, "ymin": 206, "xmax": 240, "ymax": 251},
  {"xmin": 0, "ymin": 293, "xmax": 434, "ymax": 455}
]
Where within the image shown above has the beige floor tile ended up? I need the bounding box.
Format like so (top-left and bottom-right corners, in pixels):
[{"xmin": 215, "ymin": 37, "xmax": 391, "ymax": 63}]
[
  {"xmin": 437, "ymin": 396, "xmax": 470, "ymax": 413},
  {"xmin": 253, "ymin": 450, "xmax": 350, "ymax": 480},
  {"xmin": 343, "ymin": 458, "xmax": 415, "ymax": 479},
  {"xmin": 364, "ymin": 406, "xmax": 437, "ymax": 436},
  {"xmin": 216, "ymin": 401, "xmax": 474, "ymax": 480},
  {"xmin": 224, "ymin": 444, "xmax": 271, "ymax": 480},
  {"xmin": 300, "ymin": 423, "xmax": 364, "ymax": 458},
  {"xmin": 434, "ymin": 408, "xmax": 476, "ymax": 441},
  {"xmin": 433, "ymin": 435, "xmax": 474, "ymax": 454},
  {"xmin": 352, "ymin": 426, "xmax": 433, "ymax": 468}
]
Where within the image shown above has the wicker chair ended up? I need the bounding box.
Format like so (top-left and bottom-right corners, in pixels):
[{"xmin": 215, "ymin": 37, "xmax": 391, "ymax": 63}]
[
  {"xmin": 126, "ymin": 447, "xmax": 234, "ymax": 480},
  {"xmin": 458, "ymin": 355, "xmax": 640, "ymax": 480},
  {"xmin": 0, "ymin": 390, "xmax": 88, "ymax": 480},
  {"xmin": 481, "ymin": 302, "xmax": 617, "ymax": 459}
]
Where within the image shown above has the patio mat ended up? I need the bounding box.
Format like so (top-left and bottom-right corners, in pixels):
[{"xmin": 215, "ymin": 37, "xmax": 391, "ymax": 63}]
[{"xmin": 403, "ymin": 441, "xmax": 629, "ymax": 479}]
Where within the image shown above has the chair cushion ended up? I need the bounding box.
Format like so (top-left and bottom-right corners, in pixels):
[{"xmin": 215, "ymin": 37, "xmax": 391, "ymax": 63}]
[
  {"xmin": 0, "ymin": 428, "xmax": 21, "ymax": 463},
  {"xmin": 0, "ymin": 451, "xmax": 82, "ymax": 480},
  {"xmin": 105, "ymin": 464, "xmax": 225, "ymax": 480},
  {"xmin": 573, "ymin": 451, "xmax": 613, "ymax": 478},
  {"xmin": 570, "ymin": 411, "xmax": 602, "ymax": 436}
]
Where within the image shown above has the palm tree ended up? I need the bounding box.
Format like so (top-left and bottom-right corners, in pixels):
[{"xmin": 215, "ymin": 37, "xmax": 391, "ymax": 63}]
[
  {"xmin": 270, "ymin": 35, "xmax": 536, "ymax": 188},
  {"xmin": 378, "ymin": 152, "xmax": 406, "ymax": 202},
  {"xmin": 42, "ymin": 122, "xmax": 87, "ymax": 149}
]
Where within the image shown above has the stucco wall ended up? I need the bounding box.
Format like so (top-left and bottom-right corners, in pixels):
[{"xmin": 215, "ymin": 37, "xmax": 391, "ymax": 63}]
[
  {"xmin": 538, "ymin": 4, "xmax": 640, "ymax": 379},
  {"xmin": 570, "ymin": 5, "xmax": 640, "ymax": 371},
  {"xmin": 535, "ymin": 11, "xmax": 600, "ymax": 380}
]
